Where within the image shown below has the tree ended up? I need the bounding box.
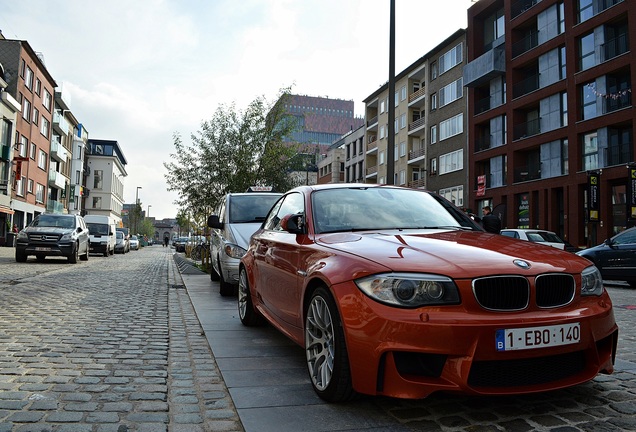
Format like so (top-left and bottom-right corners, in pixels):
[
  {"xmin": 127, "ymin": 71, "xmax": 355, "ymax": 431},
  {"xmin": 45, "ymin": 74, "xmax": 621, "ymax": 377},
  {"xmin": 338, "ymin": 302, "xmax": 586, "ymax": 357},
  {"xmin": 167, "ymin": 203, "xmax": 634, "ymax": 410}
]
[
  {"xmin": 164, "ymin": 88, "xmax": 301, "ymax": 219},
  {"xmin": 139, "ymin": 218, "xmax": 155, "ymax": 239}
]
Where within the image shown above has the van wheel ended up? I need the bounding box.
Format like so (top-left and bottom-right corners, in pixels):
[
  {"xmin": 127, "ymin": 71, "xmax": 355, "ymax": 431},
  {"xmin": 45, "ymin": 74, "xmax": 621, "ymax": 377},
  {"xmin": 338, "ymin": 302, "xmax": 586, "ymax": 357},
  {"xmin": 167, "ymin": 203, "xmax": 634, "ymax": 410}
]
[{"xmin": 103, "ymin": 248, "xmax": 109, "ymax": 257}]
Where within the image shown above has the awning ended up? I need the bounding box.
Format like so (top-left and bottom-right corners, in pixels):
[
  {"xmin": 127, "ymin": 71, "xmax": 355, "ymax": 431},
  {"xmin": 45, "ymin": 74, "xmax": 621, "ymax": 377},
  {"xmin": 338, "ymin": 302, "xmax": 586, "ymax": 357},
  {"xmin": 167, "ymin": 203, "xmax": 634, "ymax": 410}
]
[{"xmin": 0, "ymin": 205, "xmax": 15, "ymax": 215}]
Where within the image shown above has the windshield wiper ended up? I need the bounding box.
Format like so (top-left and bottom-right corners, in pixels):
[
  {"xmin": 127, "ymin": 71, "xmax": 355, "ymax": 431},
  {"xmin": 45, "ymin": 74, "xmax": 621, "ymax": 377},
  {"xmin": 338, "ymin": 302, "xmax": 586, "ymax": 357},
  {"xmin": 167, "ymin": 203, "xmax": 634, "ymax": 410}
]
[{"xmin": 416, "ymin": 225, "xmax": 474, "ymax": 231}]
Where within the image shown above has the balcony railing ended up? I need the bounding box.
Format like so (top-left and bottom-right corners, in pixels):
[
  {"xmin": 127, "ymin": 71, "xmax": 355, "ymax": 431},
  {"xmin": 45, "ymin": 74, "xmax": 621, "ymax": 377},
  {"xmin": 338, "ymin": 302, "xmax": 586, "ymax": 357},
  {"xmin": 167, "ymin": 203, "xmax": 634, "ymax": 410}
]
[
  {"xmin": 366, "ymin": 166, "xmax": 378, "ymax": 176},
  {"xmin": 367, "ymin": 136, "xmax": 378, "ymax": 152},
  {"xmin": 408, "ymin": 178, "xmax": 427, "ymax": 189},
  {"xmin": 408, "ymin": 147, "xmax": 426, "ymax": 161},
  {"xmin": 52, "ymin": 111, "xmax": 70, "ymax": 134},
  {"xmin": 408, "ymin": 117, "xmax": 426, "ymax": 132},
  {"xmin": 46, "ymin": 199, "xmax": 65, "ymax": 214},
  {"xmin": 48, "ymin": 169, "xmax": 67, "ymax": 189},
  {"xmin": 602, "ymin": 33, "xmax": 629, "ymax": 62},
  {"xmin": 408, "ymin": 87, "xmax": 426, "ymax": 103},
  {"xmin": 511, "ymin": 0, "xmax": 540, "ymax": 19},
  {"xmin": 367, "ymin": 116, "xmax": 378, "ymax": 127},
  {"xmin": 512, "ymin": 30, "xmax": 539, "ymax": 58},
  {"xmin": 475, "ymin": 91, "xmax": 504, "ymax": 114},
  {"xmin": 514, "ymin": 164, "xmax": 542, "ymax": 183},
  {"xmin": 514, "ymin": 118, "xmax": 541, "ymax": 140},
  {"xmin": 513, "ymin": 73, "xmax": 539, "ymax": 98},
  {"xmin": 603, "ymin": 89, "xmax": 631, "ymax": 113}
]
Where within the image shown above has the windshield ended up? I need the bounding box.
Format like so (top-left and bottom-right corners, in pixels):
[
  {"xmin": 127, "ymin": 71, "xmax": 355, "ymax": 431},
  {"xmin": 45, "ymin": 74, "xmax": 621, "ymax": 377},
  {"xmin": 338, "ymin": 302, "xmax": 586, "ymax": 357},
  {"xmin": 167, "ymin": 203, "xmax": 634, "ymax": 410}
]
[
  {"xmin": 229, "ymin": 195, "xmax": 281, "ymax": 223},
  {"xmin": 32, "ymin": 215, "xmax": 76, "ymax": 229},
  {"xmin": 86, "ymin": 223, "xmax": 109, "ymax": 235},
  {"xmin": 311, "ymin": 187, "xmax": 477, "ymax": 234}
]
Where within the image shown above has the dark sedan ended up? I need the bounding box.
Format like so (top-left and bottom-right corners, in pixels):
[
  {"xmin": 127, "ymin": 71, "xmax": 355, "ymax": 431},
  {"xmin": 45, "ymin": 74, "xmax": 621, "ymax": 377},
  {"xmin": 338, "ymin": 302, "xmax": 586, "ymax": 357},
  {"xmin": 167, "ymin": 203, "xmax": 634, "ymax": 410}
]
[{"xmin": 577, "ymin": 226, "xmax": 636, "ymax": 288}]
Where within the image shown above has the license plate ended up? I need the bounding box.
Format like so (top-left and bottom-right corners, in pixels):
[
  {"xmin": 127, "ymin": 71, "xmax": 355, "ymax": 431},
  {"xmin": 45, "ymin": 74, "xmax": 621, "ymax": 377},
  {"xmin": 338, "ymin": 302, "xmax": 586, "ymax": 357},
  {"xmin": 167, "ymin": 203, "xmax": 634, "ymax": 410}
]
[
  {"xmin": 35, "ymin": 247, "xmax": 51, "ymax": 252},
  {"xmin": 495, "ymin": 323, "xmax": 580, "ymax": 351}
]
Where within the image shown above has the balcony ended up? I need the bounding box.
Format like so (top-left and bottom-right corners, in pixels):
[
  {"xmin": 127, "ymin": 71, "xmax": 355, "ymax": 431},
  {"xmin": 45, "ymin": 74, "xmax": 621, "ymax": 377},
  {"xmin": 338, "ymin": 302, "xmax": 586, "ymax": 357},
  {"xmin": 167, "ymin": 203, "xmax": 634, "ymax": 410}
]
[
  {"xmin": 408, "ymin": 87, "xmax": 426, "ymax": 108},
  {"xmin": 475, "ymin": 91, "xmax": 505, "ymax": 114},
  {"xmin": 48, "ymin": 169, "xmax": 67, "ymax": 189},
  {"xmin": 514, "ymin": 118, "xmax": 541, "ymax": 140},
  {"xmin": 463, "ymin": 45, "xmax": 505, "ymax": 88},
  {"xmin": 52, "ymin": 111, "xmax": 70, "ymax": 134},
  {"xmin": 408, "ymin": 117, "xmax": 426, "ymax": 135},
  {"xmin": 46, "ymin": 199, "xmax": 65, "ymax": 214},
  {"xmin": 366, "ymin": 165, "xmax": 378, "ymax": 177},
  {"xmin": 408, "ymin": 147, "xmax": 426, "ymax": 164},
  {"xmin": 603, "ymin": 90, "xmax": 631, "ymax": 113},
  {"xmin": 514, "ymin": 165, "xmax": 542, "ymax": 183},
  {"xmin": 602, "ymin": 33, "xmax": 629, "ymax": 62},
  {"xmin": 512, "ymin": 30, "xmax": 539, "ymax": 58},
  {"xmin": 408, "ymin": 178, "xmax": 426, "ymax": 189},
  {"xmin": 513, "ymin": 73, "xmax": 539, "ymax": 99},
  {"xmin": 511, "ymin": 0, "xmax": 541, "ymax": 19},
  {"xmin": 50, "ymin": 139, "xmax": 69, "ymax": 162},
  {"xmin": 366, "ymin": 115, "xmax": 378, "ymax": 131},
  {"xmin": 366, "ymin": 136, "xmax": 378, "ymax": 153}
]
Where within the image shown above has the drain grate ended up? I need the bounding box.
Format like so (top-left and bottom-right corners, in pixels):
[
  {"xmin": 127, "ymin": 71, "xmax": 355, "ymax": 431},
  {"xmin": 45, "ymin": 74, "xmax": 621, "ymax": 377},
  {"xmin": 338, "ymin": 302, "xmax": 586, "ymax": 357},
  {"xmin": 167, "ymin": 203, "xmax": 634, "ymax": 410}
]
[{"xmin": 171, "ymin": 284, "xmax": 186, "ymax": 289}]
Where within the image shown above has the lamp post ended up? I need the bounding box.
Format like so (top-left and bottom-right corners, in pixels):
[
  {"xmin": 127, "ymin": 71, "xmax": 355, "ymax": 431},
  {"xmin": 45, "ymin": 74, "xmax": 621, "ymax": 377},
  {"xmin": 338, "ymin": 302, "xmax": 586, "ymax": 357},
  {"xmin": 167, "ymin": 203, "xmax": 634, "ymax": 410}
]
[
  {"xmin": 147, "ymin": 205, "xmax": 151, "ymax": 218},
  {"xmin": 135, "ymin": 186, "xmax": 142, "ymax": 234}
]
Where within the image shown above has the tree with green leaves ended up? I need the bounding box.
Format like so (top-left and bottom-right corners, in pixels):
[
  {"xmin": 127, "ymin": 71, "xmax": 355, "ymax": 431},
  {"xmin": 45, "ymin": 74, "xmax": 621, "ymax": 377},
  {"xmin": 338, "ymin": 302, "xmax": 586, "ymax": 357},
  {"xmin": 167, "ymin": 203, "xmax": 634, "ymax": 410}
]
[{"xmin": 164, "ymin": 88, "xmax": 301, "ymax": 219}]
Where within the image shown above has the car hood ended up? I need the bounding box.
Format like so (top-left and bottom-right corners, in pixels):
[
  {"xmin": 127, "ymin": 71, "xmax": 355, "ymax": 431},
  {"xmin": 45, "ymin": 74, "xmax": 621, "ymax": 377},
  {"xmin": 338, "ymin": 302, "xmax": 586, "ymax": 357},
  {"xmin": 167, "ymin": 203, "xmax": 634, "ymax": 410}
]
[
  {"xmin": 24, "ymin": 226, "xmax": 74, "ymax": 235},
  {"xmin": 315, "ymin": 230, "xmax": 591, "ymax": 279},
  {"xmin": 228, "ymin": 222, "xmax": 263, "ymax": 250}
]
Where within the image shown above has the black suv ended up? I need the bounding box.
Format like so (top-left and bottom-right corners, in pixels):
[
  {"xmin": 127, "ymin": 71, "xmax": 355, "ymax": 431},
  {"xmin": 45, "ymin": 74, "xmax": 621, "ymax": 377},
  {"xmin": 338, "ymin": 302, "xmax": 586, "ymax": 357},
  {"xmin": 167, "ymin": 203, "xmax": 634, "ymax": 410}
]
[{"xmin": 15, "ymin": 213, "xmax": 90, "ymax": 263}]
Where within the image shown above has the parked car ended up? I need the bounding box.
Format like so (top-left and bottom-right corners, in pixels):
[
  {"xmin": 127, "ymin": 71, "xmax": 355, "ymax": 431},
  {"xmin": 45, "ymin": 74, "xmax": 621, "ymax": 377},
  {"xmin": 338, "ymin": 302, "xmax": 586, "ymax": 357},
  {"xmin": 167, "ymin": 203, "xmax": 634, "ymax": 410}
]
[
  {"xmin": 84, "ymin": 215, "xmax": 116, "ymax": 256},
  {"xmin": 116, "ymin": 227, "xmax": 130, "ymax": 252},
  {"xmin": 499, "ymin": 228, "xmax": 577, "ymax": 251},
  {"xmin": 129, "ymin": 235, "xmax": 140, "ymax": 250},
  {"xmin": 173, "ymin": 236, "xmax": 189, "ymax": 252},
  {"xmin": 15, "ymin": 213, "xmax": 90, "ymax": 263},
  {"xmin": 239, "ymin": 184, "xmax": 617, "ymax": 402},
  {"xmin": 208, "ymin": 191, "xmax": 283, "ymax": 296},
  {"xmin": 114, "ymin": 231, "xmax": 129, "ymax": 254},
  {"xmin": 577, "ymin": 226, "xmax": 636, "ymax": 288}
]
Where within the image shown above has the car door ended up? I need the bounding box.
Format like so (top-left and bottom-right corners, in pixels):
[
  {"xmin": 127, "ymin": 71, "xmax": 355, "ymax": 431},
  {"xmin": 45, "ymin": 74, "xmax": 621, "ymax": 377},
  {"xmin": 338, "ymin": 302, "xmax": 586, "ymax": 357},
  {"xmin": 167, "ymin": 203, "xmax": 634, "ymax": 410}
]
[
  {"xmin": 599, "ymin": 228, "xmax": 636, "ymax": 280},
  {"xmin": 253, "ymin": 192, "xmax": 305, "ymax": 327}
]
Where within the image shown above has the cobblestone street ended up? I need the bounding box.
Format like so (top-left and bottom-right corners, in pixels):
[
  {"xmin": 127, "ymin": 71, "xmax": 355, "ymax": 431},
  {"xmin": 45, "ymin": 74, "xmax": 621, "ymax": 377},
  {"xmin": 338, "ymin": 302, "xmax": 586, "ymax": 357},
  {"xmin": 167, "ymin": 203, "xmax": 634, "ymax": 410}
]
[{"xmin": 1, "ymin": 245, "xmax": 636, "ymax": 431}]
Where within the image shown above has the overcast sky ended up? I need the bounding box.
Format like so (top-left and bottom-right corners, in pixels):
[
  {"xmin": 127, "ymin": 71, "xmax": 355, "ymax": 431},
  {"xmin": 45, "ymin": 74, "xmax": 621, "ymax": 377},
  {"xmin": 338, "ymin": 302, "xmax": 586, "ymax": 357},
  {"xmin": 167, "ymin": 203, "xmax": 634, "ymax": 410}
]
[{"xmin": 1, "ymin": 0, "xmax": 471, "ymax": 220}]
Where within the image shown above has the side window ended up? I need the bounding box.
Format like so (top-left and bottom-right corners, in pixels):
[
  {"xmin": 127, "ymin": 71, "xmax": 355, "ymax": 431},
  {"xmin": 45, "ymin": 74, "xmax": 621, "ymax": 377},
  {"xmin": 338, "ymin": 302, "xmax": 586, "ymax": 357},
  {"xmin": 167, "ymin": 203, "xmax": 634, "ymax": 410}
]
[
  {"xmin": 217, "ymin": 200, "xmax": 227, "ymax": 223},
  {"xmin": 264, "ymin": 193, "xmax": 304, "ymax": 231}
]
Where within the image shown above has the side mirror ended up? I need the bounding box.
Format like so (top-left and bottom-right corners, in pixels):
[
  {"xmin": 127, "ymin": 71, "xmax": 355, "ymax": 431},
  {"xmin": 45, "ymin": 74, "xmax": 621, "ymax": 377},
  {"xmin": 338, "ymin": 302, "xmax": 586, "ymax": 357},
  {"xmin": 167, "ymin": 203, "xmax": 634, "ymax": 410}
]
[
  {"xmin": 604, "ymin": 238, "xmax": 615, "ymax": 247},
  {"xmin": 207, "ymin": 215, "xmax": 223, "ymax": 229},
  {"xmin": 281, "ymin": 213, "xmax": 305, "ymax": 234}
]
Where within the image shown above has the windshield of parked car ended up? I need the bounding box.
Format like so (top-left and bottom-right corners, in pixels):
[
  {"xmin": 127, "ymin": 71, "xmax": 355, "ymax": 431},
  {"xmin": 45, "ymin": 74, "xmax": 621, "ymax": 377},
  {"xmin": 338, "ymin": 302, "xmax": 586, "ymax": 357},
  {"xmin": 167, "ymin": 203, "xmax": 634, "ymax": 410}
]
[
  {"xmin": 229, "ymin": 195, "xmax": 281, "ymax": 223},
  {"xmin": 86, "ymin": 223, "xmax": 109, "ymax": 235},
  {"xmin": 32, "ymin": 215, "xmax": 76, "ymax": 229},
  {"xmin": 312, "ymin": 187, "xmax": 477, "ymax": 234}
]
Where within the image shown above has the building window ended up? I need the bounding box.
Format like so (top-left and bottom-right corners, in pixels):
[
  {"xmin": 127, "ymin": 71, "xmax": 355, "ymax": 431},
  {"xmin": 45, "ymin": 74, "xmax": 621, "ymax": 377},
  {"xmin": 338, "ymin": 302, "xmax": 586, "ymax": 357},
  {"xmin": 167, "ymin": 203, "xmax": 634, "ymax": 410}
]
[
  {"xmin": 430, "ymin": 158, "xmax": 437, "ymax": 175},
  {"xmin": 38, "ymin": 149, "xmax": 47, "ymax": 170},
  {"xmin": 24, "ymin": 67, "xmax": 34, "ymax": 90},
  {"xmin": 19, "ymin": 136, "xmax": 28, "ymax": 158},
  {"xmin": 379, "ymin": 151, "xmax": 385, "ymax": 165},
  {"xmin": 76, "ymin": 170, "xmax": 81, "ymax": 184},
  {"xmin": 431, "ymin": 93, "xmax": 437, "ymax": 111},
  {"xmin": 43, "ymin": 90, "xmax": 52, "ymax": 111},
  {"xmin": 541, "ymin": 139, "xmax": 569, "ymax": 178},
  {"xmin": 29, "ymin": 142, "xmax": 36, "ymax": 159},
  {"xmin": 36, "ymin": 183, "xmax": 45, "ymax": 203},
  {"xmin": 399, "ymin": 170, "xmax": 406, "ymax": 185},
  {"xmin": 35, "ymin": 78, "xmax": 41, "ymax": 96},
  {"xmin": 40, "ymin": 118, "xmax": 50, "ymax": 138},
  {"xmin": 94, "ymin": 170, "xmax": 103, "ymax": 189},
  {"xmin": 579, "ymin": 32, "xmax": 595, "ymax": 71},
  {"xmin": 22, "ymin": 99, "xmax": 31, "ymax": 121},
  {"xmin": 485, "ymin": 8, "xmax": 505, "ymax": 49},
  {"xmin": 439, "ymin": 43, "xmax": 462, "ymax": 75},
  {"xmin": 28, "ymin": 179, "xmax": 34, "ymax": 194},
  {"xmin": 380, "ymin": 125, "xmax": 386, "ymax": 139},
  {"xmin": 581, "ymin": 82, "xmax": 597, "ymax": 120},
  {"xmin": 16, "ymin": 176, "xmax": 25, "ymax": 196},
  {"xmin": 439, "ymin": 113, "xmax": 464, "ymax": 141},
  {"xmin": 578, "ymin": 0, "xmax": 593, "ymax": 23},
  {"xmin": 430, "ymin": 125, "xmax": 437, "ymax": 144},
  {"xmin": 439, "ymin": 78, "xmax": 463, "ymax": 108},
  {"xmin": 399, "ymin": 141, "xmax": 406, "ymax": 157},
  {"xmin": 582, "ymin": 132, "xmax": 598, "ymax": 170},
  {"xmin": 92, "ymin": 196, "xmax": 102, "ymax": 209},
  {"xmin": 439, "ymin": 185, "xmax": 464, "ymax": 207},
  {"xmin": 400, "ymin": 85, "xmax": 407, "ymax": 101},
  {"xmin": 431, "ymin": 62, "xmax": 437, "ymax": 80},
  {"xmin": 33, "ymin": 108, "xmax": 39, "ymax": 125},
  {"xmin": 439, "ymin": 149, "xmax": 464, "ymax": 174},
  {"xmin": 400, "ymin": 113, "xmax": 406, "ymax": 129},
  {"xmin": 608, "ymin": 126, "xmax": 633, "ymax": 166}
]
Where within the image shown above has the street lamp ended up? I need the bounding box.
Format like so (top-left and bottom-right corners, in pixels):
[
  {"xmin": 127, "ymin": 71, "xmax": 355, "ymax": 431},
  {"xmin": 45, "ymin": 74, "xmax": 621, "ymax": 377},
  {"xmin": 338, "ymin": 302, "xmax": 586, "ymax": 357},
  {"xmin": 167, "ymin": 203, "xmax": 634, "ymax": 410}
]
[
  {"xmin": 136, "ymin": 186, "xmax": 142, "ymax": 204},
  {"xmin": 147, "ymin": 205, "xmax": 151, "ymax": 218}
]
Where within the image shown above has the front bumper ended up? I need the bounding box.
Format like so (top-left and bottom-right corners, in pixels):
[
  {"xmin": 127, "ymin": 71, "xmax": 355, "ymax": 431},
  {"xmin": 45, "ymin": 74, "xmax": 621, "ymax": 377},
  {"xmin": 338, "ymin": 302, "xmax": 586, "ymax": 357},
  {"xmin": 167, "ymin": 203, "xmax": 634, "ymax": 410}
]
[
  {"xmin": 334, "ymin": 281, "xmax": 618, "ymax": 399},
  {"xmin": 16, "ymin": 241, "xmax": 75, "ymax": 257}
]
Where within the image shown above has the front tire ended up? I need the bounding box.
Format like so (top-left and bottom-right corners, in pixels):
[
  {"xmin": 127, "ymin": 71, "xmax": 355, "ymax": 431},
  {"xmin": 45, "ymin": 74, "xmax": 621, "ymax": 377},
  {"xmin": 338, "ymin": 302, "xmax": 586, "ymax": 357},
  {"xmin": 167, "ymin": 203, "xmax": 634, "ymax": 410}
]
[
  {"xmin": 68, "ymin": 243, "xmax": 79, "ymax": 263},
  {"xmin": 238, "ymin": 268, "xmax": 266, "ymax": 326},
  {"xmin": 16, "ymin": 250, "xmax": 27, "ymax": 262},
  {"xmin": 218, "ymin": 258, "xmax": 236, "ymax": 296},
  {"xmin": 305, "ymin": 286, "xmax": 355, "ymax": 402}
]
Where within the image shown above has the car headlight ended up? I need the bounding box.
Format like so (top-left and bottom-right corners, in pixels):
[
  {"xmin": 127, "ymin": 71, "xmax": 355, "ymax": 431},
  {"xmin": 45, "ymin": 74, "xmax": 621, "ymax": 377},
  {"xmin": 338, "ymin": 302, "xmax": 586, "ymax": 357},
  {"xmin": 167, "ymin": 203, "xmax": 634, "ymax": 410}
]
[
  {"xmin": 17, "ymin": 231, "xmax": 28, "ymax": 240},
  {"xmin": 356, "ymin": 273, "xmax": 460, "ymax": 308},
  {"xmin": 60, "ymin": 231, "xmax": 76, "ymax": 241},
  {"xmin": 581, "ymin": 266, "xmax": 603, "ymax": 296},
  {"xmin": 224, "ymin": 244, "xmax": 247, "ymax": 259}
]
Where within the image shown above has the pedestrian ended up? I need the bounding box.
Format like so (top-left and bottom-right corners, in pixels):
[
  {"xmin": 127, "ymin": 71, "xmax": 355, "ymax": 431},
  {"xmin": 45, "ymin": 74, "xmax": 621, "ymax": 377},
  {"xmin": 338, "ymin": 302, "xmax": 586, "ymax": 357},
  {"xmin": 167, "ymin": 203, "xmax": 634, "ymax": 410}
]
[
  {"xmin": 481, "ymin": 206, "xmax": 501, "ymax": 234},
  {"xmin": 163, "ymin": 236, "xmax": 169, "ymax": 247},
  {"xmin": 12, "ymin": 223, "xmax": 18, "ymax": 233}
]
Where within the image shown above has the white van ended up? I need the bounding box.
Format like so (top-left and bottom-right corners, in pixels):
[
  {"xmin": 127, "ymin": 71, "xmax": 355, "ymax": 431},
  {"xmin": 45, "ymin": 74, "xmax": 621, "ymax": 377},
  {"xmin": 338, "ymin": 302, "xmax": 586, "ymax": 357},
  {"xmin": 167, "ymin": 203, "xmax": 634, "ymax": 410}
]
[{"xmin": 84, "ymin": 215, "xmax": 116, "ymax": 257}]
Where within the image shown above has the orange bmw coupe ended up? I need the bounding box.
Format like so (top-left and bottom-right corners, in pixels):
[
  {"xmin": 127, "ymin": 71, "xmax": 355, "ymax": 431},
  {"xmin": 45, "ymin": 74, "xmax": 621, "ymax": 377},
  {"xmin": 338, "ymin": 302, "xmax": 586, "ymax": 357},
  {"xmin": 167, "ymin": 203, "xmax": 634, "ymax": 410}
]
[{"xmin": 239, "ymin": 184, "xmax": 618, "ymax": 402}]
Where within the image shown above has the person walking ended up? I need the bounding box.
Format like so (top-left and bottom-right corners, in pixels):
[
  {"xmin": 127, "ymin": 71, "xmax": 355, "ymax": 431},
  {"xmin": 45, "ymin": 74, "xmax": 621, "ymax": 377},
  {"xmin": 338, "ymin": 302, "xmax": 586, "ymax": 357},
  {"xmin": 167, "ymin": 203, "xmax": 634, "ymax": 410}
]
[
  {"xmin": 163, "ymin": 236, "xmax": 169, "ymax": 247},
  {"xmin": 481, "ymin": 206, "xmax": 501, "ymax": 234}
]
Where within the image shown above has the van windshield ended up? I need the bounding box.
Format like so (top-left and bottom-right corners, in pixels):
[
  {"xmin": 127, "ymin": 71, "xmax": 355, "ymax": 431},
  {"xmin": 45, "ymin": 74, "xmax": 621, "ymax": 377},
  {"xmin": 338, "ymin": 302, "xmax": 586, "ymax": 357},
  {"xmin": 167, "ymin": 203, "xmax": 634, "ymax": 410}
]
[{"xmin": 87, "ymin": 223, "xmax": 109, "ymax": 235}]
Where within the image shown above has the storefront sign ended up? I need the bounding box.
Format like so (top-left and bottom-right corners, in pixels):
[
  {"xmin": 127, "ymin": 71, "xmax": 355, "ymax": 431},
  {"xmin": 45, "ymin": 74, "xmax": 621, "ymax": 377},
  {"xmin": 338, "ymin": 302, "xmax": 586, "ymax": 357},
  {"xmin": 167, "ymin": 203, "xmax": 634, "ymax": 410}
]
[
  {"xmin": 628, "ymin": 166, "xmax": 636, "ymax": 220},
  {"xmin": 517, "ymin": 194, "xmax": 529, "ymax": 229},
  {"xmin": 588, "ymin": 172, "xmax": 600, "ymax": 222},
  {"xmin": 476, "ymin": 175, "xmax": 486, "ymax": 197}
]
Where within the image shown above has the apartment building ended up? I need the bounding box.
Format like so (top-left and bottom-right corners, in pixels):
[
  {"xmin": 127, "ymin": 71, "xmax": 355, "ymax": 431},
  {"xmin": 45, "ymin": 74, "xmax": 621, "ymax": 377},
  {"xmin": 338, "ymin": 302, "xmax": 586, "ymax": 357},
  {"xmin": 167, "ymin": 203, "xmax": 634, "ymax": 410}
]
[
  {"xmin": 363, "ymin": 29, "xmax": 468, "ymax": 208},
  {"xmin": 464, "ymin": 0, "xmax": 634, "ymax": 247},
  {"xmin": 0, "ymin": 39, "xmax": 57, "ymax": 228},
  {"xmin": 0, "ymin": 61, "xmax": 21, "ymax": 244},
  {"xmin": 84, "ymin": 139, "xmax": 127, "ymax": 226},
  {"xmin": 48, "ymin": 84, "xmax": 75, "ymax": 214},
  {"xmin": 317, "ymin": 125, "xmax": 366, "ymax": 184}
]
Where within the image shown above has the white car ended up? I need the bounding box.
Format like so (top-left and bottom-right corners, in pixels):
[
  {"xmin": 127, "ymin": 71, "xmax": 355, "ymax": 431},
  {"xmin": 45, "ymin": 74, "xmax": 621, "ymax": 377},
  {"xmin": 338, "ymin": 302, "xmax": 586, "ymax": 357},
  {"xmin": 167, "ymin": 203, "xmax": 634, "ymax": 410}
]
[
  {"xmin": 129, "ymin": 235, "xmax": 140, "ymax": 250},
  {"xmin": 499, "ymin": 229, "xmax": 566, "ymax": 250}
]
